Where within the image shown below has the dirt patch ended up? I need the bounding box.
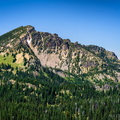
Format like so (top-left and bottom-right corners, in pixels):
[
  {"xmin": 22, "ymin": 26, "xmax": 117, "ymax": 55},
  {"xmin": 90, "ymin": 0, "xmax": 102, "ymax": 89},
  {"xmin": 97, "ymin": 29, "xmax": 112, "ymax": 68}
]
[
  {"xmin": 9, "ymin": 79, "xmax": 16, "ymax": 84},
  {"xmin": 7, "ymin": 43, "xmax": 13, "ymax": 48},
  {"xmin": 16, "ymin": 53, "xmax": 23, "ymax": 64},
  {"xmin": 20, "ymin": 33, "xmax": 26, "ymax": 39},
  {"xmin": 25, "ymin": 53, "xmax": 30, "ymax": 60},
  {"xmin": 0, "ymin": 52, "xmax": 6, "ymax": 55}
]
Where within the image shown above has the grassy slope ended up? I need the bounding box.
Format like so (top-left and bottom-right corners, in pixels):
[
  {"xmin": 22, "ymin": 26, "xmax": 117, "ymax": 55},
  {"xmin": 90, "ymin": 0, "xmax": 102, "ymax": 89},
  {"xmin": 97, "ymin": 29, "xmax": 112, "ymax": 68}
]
[{"xmin": 0, "ymin": 55, "xmax": 24, "ymax": 68}]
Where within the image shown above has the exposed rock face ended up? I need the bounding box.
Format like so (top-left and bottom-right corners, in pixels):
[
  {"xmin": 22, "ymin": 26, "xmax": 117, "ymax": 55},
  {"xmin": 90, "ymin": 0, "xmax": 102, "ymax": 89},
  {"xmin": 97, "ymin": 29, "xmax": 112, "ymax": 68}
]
[
  {"xmin": 86, "ymin": 45, "xmax": 118, "ymax": 60},
  {"xmin": 0, "ymin": 25, "xmax": 119, "ymax": 83},
  {"xmin": 19, "ymin": 26, "xmax": 118, "ymax": 77}
]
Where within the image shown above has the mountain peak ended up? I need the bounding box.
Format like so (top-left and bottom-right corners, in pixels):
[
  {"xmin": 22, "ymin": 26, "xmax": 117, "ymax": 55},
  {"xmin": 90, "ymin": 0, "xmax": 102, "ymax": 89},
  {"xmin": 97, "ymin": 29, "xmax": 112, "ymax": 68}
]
[
  {"xmin": 25, "ymin": 25, "xmax": 35, "ymax": 33},
  {"xmin": 0, "ymin": 26, "xmax": 119, "ymax": 87}
]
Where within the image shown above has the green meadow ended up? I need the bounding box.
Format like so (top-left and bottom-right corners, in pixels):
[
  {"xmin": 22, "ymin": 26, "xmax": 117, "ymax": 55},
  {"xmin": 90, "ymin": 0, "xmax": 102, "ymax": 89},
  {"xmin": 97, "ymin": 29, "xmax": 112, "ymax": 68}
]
[{"xmin": 0, "ymin": 55, "xmax": 23, "ymax": 68}]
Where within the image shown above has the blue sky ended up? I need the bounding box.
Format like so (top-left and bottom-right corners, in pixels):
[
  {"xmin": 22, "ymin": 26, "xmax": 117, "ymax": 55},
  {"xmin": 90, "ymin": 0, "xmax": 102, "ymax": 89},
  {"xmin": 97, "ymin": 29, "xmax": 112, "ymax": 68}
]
[{"xmin": 0, "ymin": 0, "xmax": 120, "ymax": 58}]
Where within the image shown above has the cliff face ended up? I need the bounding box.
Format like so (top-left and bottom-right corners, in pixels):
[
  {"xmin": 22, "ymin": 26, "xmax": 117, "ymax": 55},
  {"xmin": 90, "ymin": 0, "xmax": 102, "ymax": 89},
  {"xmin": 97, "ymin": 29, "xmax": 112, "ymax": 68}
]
[
  {"xmin": 0, "ymin": 25, "xmax": 120, "ymax": 89},
  {"xmin": 24, "ymin": 26, "xmax": 118, "ymax": 74}
]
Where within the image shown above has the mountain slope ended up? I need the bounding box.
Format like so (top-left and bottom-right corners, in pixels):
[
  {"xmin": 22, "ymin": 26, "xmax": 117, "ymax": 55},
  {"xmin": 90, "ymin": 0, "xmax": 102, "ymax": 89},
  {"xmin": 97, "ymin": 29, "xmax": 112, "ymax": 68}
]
[
  {"xmin": 0, "ymin": 25, "xmax": 120, "ymax": 120},
  {"xmin": 0, "ymin": 25, "xmax": 120, "ymax": 90}
]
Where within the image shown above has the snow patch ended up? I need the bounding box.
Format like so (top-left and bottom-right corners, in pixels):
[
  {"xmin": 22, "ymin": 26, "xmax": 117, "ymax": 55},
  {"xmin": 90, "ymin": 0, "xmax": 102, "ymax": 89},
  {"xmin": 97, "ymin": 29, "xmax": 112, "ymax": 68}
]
[{"xmin": 27, "ymin": 38, "xmax": 32, "ymax": 44}]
